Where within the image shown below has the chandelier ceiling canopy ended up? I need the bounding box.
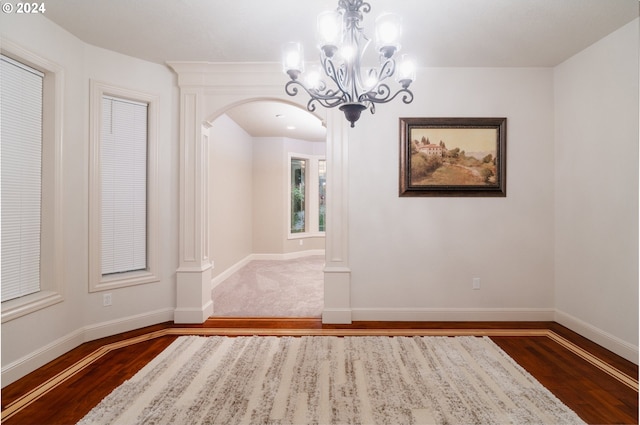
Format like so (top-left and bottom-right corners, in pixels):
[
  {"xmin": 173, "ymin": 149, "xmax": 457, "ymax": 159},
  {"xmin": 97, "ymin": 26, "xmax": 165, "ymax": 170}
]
[{"xmin": 282, "ymin": 0, "xmax": 416, "ymax": 127}]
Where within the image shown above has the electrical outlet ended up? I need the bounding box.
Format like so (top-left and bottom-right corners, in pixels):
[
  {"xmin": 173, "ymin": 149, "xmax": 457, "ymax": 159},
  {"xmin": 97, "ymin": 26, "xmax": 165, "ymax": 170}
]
[
  {"xmin": 299, "ymin": 239, "xmax": 303, "ymax": 246},
  {"xmin": 103, "ymin": 293, "xmax": 112, "ymax": 306},
  {"xmin": 472, "ymin": 278, "xmax": 481, "ymax": 290}
]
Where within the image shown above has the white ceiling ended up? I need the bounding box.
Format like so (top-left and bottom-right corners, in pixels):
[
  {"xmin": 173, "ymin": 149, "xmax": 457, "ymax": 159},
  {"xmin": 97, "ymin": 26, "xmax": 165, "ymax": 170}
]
[
  {"xmin": 43, "ymin": 0, "xmax": 638, "ymax": 140},
  {"xmin": 225, "ymin": 101, "xmax": 327, "ymax": 142}
]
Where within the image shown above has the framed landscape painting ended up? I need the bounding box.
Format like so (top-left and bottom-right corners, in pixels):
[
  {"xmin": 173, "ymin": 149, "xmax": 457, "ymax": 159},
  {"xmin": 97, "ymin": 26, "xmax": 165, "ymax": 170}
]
[{"xmin": 399, "ymin": 117, "xmax": 507, "ymax": 197}]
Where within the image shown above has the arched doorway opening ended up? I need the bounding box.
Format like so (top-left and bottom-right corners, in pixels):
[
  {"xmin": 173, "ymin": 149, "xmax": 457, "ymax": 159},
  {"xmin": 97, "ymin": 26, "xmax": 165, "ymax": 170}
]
[
  {"xmin": 170, "ymin": 62, "xmax": 351, "ymax": 325},
  {"xmin": 206, "ymin": 99, "xmax": 326, "ymax": 317}
]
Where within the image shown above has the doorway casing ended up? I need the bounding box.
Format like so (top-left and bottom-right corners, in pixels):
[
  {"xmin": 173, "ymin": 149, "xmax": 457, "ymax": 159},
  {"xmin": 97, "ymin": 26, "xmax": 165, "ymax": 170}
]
[{"xmin": 168, "ymin": 62, "xmax": 352, "ymax": 324}]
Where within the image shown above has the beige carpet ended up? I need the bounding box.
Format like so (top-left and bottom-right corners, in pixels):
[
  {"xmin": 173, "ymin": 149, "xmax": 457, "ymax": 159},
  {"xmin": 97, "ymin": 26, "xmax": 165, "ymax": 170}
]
[
  {"xmin": 212, "ymin": 256, "xmax": 324, "ymax": 317},
  {"xmin": 78, "ymin": 335, "xmax": 585, "ymax": 425}
]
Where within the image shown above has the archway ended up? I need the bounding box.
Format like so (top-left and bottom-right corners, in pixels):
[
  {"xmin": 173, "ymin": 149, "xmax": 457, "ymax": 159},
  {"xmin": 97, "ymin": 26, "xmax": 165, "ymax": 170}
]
[
  {"xmin": 207, "ymin": 99, "xmax": 326, "ymax": 317},
  {"xmin": 169, "ymin": 62, "xmax": 351, "ymax": 324}
]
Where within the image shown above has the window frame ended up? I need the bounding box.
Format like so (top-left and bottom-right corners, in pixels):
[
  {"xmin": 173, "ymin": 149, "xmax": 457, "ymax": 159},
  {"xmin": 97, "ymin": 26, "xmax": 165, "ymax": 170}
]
[
  {"xmin": 89, "ymin": 80, "xmax": 159, "ymax": 292},
  {"xmin": 289, "ymin": 157, "xmax": 307, "ymax": 234},
  {"xmin": 318, "ymin": 159, "xmax": 327, "ymax": 232},
  {"xmin": 287, "ymin": 152, "xmax": 326, "ymax": 239},
  {"xmin": 1, "ymin": 40, "xmax": 64, "ymax": 323}
]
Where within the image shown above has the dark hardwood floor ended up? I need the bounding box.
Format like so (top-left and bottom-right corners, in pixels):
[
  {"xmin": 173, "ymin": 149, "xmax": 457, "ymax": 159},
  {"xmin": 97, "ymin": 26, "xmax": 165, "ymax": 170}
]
[{"xmin": 1, "ymin": 319, "xmax": 637, "ymax": 424}]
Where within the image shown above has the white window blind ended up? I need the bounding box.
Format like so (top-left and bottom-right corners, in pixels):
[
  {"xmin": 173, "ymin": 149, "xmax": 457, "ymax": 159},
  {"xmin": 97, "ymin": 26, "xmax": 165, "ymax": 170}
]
[
  {"xmin": 1, "ymin": 55, "xmax": 44, "ymax": 302},
  {"xmin": 101, "ymin": 96, "xmax": 147, "ymax": 275}
]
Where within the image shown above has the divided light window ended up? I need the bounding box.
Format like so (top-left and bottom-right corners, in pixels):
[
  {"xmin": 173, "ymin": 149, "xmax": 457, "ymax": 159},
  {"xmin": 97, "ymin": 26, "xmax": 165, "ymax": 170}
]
[
  {"xmin": 289, "ymin": 154, "xmax": 325, "ymax": 237},
  {"xmin": 100, "ymin": 96, "xmax": 148, "ymax": 275},
  {"xmin": 1, "ymin": 55, "xmax": 44, "ymax": 302},
  {"xmin": 318, "ymin": 159, "xmax": 326, "ymax": 232},
  {"xmin": 291, "ymin": 158, "xmax": 307, "ymax": 233}
]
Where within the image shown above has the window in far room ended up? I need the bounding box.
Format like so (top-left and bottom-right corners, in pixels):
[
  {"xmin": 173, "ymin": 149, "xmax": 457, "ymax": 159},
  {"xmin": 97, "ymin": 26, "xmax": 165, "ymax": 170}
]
[
  {"xmin": 318, "ymin": 159, "xmax": 326, "ymax": 232},
  {"xmin": 289, "ymin": 154, "xmax": 325, "ymax": 238},
  {"xmin": 290, "ymin": 158, "xmax": 307, "ymax": 233}
]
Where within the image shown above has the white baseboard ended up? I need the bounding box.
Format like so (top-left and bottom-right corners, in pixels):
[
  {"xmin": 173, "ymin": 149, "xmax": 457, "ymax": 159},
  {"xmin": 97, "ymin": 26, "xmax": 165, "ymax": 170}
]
[
  {"xmin": 1, "ymin": 328, "xmax": 84, "ymax": 388},
  {"xmin": 351, "ymin": 308, "xmax": 556, "ymax": 322},
  {"xmin": 322, "ymin": 308, "xmax": 353, "ymax": 324},
  {"xmin": 1, "ymin": 308, "xmax": 174, "ymax": 387},
  {"xmin": 252, "ymin": 250, "xmax": 325, "ymax": 261},
  {"xmin": 211, "ymin": 256, "xmax": 253, "ymax": 289},
  {"xmin": 555, "ymin": 309, "xmax": 639, "ymax": 364},
  {"xmin": 211, "ymin": 250, "xmax": 325, "ymax": 289},
  {"xmin": 174, "ymin": 301, "xmax": 213, "ymax": 324},
  {"xmin": 84, "ymin": 308, "xmax": 174, "ymax": 342}
]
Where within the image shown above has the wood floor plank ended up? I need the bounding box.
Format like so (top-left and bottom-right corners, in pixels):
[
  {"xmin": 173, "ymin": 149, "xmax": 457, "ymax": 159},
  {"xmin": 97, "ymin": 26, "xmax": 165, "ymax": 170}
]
[
  {"xmin": 492, "ymin": 336, "xmax": 637, "ymax": 424},
  {"xmin": 3, "ymin": 337, "xmax": 177, "ymax": 425},
  {"xmin": 2, "ymin": 319, "xmax": 637, "ymax": 425}
]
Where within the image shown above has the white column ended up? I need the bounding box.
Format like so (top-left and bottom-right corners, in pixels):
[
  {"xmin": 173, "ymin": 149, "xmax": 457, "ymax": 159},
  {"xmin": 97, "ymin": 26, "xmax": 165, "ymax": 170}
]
[
  {"xmin": 174, "ymin": 89, "xmax": 213, "ymax": 323},
  {"xmin": 323, "ymin": 108, "xmax": 352, "ymax": 324}
]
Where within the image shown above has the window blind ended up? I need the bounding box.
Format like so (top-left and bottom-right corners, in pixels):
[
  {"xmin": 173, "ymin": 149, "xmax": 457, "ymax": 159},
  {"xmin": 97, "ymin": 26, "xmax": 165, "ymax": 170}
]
[
  {"xmin": 101, "ymin": 96, "xmax": 147, "ymax": 275},
  {"xmin": 1, "ymin": 55, "xmax": 44, "ymax": 302}
]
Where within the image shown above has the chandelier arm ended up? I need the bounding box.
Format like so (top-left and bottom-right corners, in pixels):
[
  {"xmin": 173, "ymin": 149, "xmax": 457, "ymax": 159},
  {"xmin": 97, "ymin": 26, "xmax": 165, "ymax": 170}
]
[
  {"xmin": 306, "ymin": 99, "xmax": 318, "ymax": 113},
  {"xmin": 310, "ymin": 97, "xmax": 347, "ymax": 110},
  {"xmin": 400, "ymin": 91, "xmax": 415, "ymax": 104},
  {"xmin": 361, "ymin": 84, "xmax": 414, "ymax": 105},
  {"xmin": 360, "ymin": 59, "xmax": 396, "ymax": 97},
  {"xmin": 376, "ymin": 58, "xmax": 397, "ymax": 83},
  {"xmin": 322, "ymin": 58, "xmax": 353, "ymax": 103},
  {"xmin": 284, "ymin": 80, "xmax": 301, "ymax": 97},
  {"xmin": 310, "ymin": 86, "xmax": 348, "ymax": 106},
  {"xmin": 286, "ymin": 80, "xmax": 350, "ymax": 110},
  {"xmin": 367, "ymin": 102, "xmax": 376, "ymax": 115}
]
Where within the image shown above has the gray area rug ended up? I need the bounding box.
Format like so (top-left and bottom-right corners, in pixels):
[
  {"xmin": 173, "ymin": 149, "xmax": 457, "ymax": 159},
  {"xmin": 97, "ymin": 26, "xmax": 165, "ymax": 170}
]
[
  {"xmin": 212, "ymin": 256, "xmax": 324, "ymax": 317},
  {"xmin": 78, "ymin": 335, "xmax": 585, "ymax": 425}
]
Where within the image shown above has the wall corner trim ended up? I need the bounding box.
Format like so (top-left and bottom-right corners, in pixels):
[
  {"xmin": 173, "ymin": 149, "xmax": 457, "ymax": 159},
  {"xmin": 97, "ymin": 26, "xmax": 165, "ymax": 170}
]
[{"xmin": 554, "ymin": 309, "xmax": 638, "ymax": 364}]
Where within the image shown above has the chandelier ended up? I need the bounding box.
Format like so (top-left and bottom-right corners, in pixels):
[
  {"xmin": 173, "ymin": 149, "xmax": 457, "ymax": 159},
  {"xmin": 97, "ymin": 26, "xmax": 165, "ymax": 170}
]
[{"xmin": 282, "ymin": 0, "xmax": 416, "ymax": 127}]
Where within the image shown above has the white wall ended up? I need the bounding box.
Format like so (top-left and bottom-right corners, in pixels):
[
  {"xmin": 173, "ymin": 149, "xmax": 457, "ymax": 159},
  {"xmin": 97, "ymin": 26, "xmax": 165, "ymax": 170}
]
[
  {"xmin": 1, "ymin": 15, "xmax": 179, "ymax": 385},
  {"xmin": 348, "ymin": 67, "xmax": 556, "ymax": 319},
  {"xmin": 554, "ymin": 19, "xmax": 639, "ymax": 355},
  {"xmin": 252, "ymin": 137, "xmax": 286, "ymax": 254},
  {"xmin": 209, "ymin": 114, "xmax": 254, "ymax": 277},
  {"xmin": 208, "ymin": 123, "xmax": 326, "ymax": 282}
]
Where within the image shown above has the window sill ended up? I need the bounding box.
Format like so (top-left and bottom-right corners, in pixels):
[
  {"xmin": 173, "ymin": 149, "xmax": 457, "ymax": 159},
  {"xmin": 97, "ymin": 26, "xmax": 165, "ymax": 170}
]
[
  {"xmin": 91, "ymin": 270, "xmax": 160, "ymax": 293},
  {"xmin": 1, "ymin": 290, "xmax": 64, "ymax": 323},
  {"xmin": 288, "ymin": 232, "xmax": 326, "ymax": 240}
]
